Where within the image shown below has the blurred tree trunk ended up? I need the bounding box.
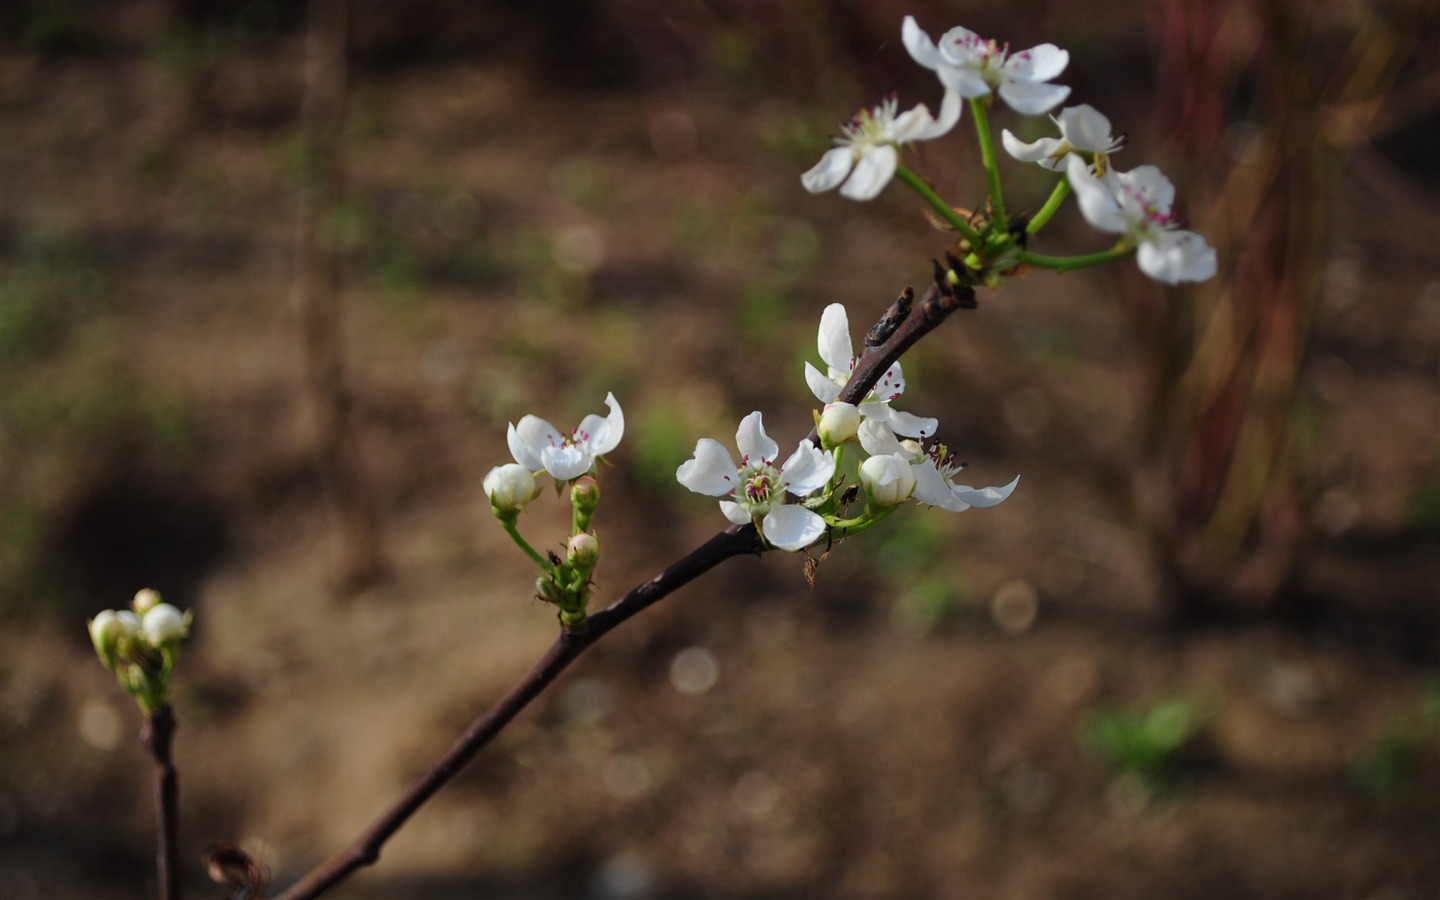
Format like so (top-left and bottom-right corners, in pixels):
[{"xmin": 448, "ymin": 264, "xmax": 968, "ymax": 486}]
[
  {"xmin": 292, "ymin": 0, "xmax": 385, "ymax": 592},
  {"xmin": 1141, "ymin": 0, "xmax": 1429, "ymax": 618}
]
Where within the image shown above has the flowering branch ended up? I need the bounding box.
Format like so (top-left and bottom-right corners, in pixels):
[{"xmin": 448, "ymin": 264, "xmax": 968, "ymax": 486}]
[{"xmin": 272, "ymin": 275, "xmax": 970, "ymax": 900}]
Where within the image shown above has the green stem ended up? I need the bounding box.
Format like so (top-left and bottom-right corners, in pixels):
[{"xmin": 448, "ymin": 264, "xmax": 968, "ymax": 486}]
[
  {"xmin": 970, "ymin": 97, "xmax": 1007, "ymax": 231},
  {"xmin": 1017, "ymin": 245, "xmax": 1133, "ymax": 272},
  {"xmin": 894, "ymin": 166, "xmax": 982, "ymax": 246},
  {"xmin": 1026, "ymin": 178, "xmax": 1071, "ymax": 235},
  {"xmin": 823, "ymin": 503, "xmax": 900, "ymax": 538},
  {"xmin": 502, "ymin": 520, "xmax": 556, "ymax": 574}
]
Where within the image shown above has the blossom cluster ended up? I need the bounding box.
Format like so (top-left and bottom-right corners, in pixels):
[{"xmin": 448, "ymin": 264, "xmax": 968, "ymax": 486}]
[
  {"xmin": 676, "ymin": 304, "xmax": 1017, "ymax": 551},
  {"xmin": 802, "ymin": 16, "xmax": 1215, "ymax": 285},
  {"xmin": 89, "ymin": 588, "xmax": 191, "ymax": 714}
]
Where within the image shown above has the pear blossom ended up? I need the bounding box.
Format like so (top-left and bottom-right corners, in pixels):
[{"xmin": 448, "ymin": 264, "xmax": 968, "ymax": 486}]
[
  {"xmin": 1002, "ymin": 104, "xmax": 1124, "ymax": 172},
  {"xmin": 805, "ymin": 304, "xmax": 937, "ymax": 439},
  {"xmin": 802, "ymin": 90, "xmax": 961, "ymax": 201},
  {"xmin": 507, "ymin": 392, "xmax": 624, "ymax": 481},
  {"xmin": 859, "ymin": 453, "xmax": 917, "ymax": 507},
  {"xmin": 1065, "ymin": 155, "xmax": 1217, "ymax": 284},
  {"xmin": 902, "ymin": 16, "xmax": 1069, "ymax": 115},
  {"xmin": 676, "ymin": 411, "xmax": 835, "ymax": 552},
  {"xmin": 858, "ymin": 420, "xmax": 1019, "ymax": 512}
]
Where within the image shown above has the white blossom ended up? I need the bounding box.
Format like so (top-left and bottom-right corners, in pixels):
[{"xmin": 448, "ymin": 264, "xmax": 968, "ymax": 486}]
[
  {"xmin": 902, "ymin": 16, "xmax": 1070, "ymax": 116},
  {"xmin": 802, "ymin": 91, "xmax": 961, "ymax": 201},
  {"xmin": 1065, "ymin": 155, "xmax": 1217, "ymax": 284},
  {"xmin": 507, "ymin": 392, "xmax": 624, "ymax": 481},
  {"xmin": 805, "ymin": 304, "xmax": 937, "ymax": 439},
  {"xmin": 1002, "ymin": 104, "xmax": 1124, "ymax": 171},
  {"xmin": 676, "ymin": 412, "xmax": 835, "ymax": 552},
  {"xmin": 858, "ymin": 420, "xmax": 1019, "ymax": 512}
]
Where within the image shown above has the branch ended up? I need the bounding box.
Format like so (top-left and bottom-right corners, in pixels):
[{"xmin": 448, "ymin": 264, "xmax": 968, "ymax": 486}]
[
  {"xmin": 142, "ymin": 705, "xmax": 181, "ymax": 900},
  {"xmin": 273, "ymin": 272, "xmax": 974, "ymax": 899}
]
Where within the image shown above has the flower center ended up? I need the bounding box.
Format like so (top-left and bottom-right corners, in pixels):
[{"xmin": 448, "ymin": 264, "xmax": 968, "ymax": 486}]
[
  {"xmin": 841, "ymin": 94, "xmax": 899, "ymax": 147},
  {"xmin": 924, "ymin": 440, "xmax": 966, "ymax": 480},
  {"xmin": 736, "ymin": 460, "xmax": 781, "ymax": 513}
]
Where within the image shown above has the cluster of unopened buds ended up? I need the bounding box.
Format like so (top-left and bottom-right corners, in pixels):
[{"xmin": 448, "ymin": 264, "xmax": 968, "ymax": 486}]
[
  {"xmin": 804, "ymin": 16, "xmax": 1217, "ymax": 286},
  {"xmin": 88, "ymin": 588, "xmax": 191, "ymax": 714}
]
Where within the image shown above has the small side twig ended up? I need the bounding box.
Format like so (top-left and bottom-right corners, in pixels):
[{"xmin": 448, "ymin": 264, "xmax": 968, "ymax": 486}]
[
  {"xmin": 142, "ymin": 705, "xmax": 181, "ymax": 900},
  {"xmin": 274, "ymin": 274, "xmax": 973, "ymax": 900}
]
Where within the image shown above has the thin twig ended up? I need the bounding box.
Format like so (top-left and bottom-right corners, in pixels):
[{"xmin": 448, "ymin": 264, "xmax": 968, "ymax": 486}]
[
  {"xmin": 273, "ymin": 276, "xmax": 972, "ymax": 899},
  {"xmin": 142, "ymin": 705, "xmax": 181, "ymax": 900}
]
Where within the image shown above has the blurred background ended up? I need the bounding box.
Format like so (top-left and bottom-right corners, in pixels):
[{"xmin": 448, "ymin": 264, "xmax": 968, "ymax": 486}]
[{"xmin": 2, "ymin": 0, "xmax": 1438, "ymax": 897}]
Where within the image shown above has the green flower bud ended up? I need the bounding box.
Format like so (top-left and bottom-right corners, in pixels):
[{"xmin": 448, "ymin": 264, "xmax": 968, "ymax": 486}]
[{"xmin": 567, "ymin": 532, "xmax": 599, "ymax": 570}]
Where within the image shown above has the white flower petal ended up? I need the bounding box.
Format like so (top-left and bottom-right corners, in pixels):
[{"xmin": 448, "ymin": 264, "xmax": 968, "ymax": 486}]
[
  {"xmin": 1117, "ymin": 165, "xmax": 1176, "ymax": 214},
  {"xmin": 998, "ymin": 79, "xmax": 1070, "ymax": 116},
  {"xmin": 1057, "ymin": 104, "xmax": 1113, "ymax": 152},
  {"xmin": 901, "ymin": 16, "xmax": 941, "ymax": 69},
  {"xmin": 949, "ymin": 474, "xmax": 1020, "ymax": 509},
  {"xmin": 676, "ymin": 438, "xmax": 739, "ymax": 496},
  {"xmin": 720, "ymin": 500, "xmax": 752, "ymax": 526},
  {"xmin": 893, "ymin": 90, "xmax": 962, "ymax": 142},
  {"xmin": 858, "ymin": 418, "xmax": 906, "ymax": 457},
  {"xmin": 508, "ymin": 418, "xmax": 556, "ymax": 471},
  {"xmin": 735, "ymin": 411, "xmax": 779, "ymax": 464},
  {"xmin": 935, "ymin": 26, "xmax": 984, "ymax": 66},
  {"xmin": 938, "ymin": 66, "xmax": 992, "ymax": 99},
  {"xmin": 542, "ymin": 445, "xmax": 591, "ymax": 481},
  {"xmin": 585, "ymin": 392, "xmax": 624, "ymax": 455},
  {"xmin": 1067, "ymin": 154, "xmax": 1127, "ymax": 234},
  {"xmin": 805, "ymin": 362, "xmax": 843, "ymax": 404},
  {"xmin": 1001, "ymin": 129, "xmax": 1059, "ymax": 163},
  {"xmin": 1003, "ymin": 44, "xmax": 1069, "ymax": 83},
  {"xmin": 883, "ymin": 408, "xmax": 939, "ymax": 439},
  {"xmin": 801, "ymin": 146, "xmax": 855, "ymax": 194},
  {"xmin": 912, "ymin": 459, "xmax": 964, "ymax": 510},
  {"xmin": 760, "ymin": 505, "xmax": 827, "ymax": 552},
  {"xmin": 817, "ymin": 303, "xmax": 854, "ymax": 373},
  {"xmin": 779, "ymin": 442, "xmax": 835, "ymax": 498},
  {"xmin": 839, "ymin": 145, "xmax": 898, "ymax": 201},
  {"xmin": 1137, "ymin": 230, "xmax": 1217, "ymax": 284}
]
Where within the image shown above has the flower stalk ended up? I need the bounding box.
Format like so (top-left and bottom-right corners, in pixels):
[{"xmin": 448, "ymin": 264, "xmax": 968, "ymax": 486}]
[{"xmin": 970, "ymin": 97, "xmax": 1009, "ymax": 231}]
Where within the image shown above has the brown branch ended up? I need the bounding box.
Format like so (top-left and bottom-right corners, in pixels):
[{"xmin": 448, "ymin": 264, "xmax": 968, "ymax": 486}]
[
  {"xmin": 272, "ymin": 274, "xmax": 974, "ymax": 899},
  {"xmin": 142, "ymin": 705, "xmax": 181, "ymax": 900}
]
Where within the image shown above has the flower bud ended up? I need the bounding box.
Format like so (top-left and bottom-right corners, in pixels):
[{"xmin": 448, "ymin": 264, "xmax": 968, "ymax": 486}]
[
  {"xmin": 535, "ymin": 573, "xmax": 565, "ymax": 606},
  {"xmin": 484, "ymin": 463, "xmax": 539, "ymax": 515},
  {"xmin": 859, "ymin": 454, "xmax": 917, "ymax": 507},
  {"xmin": 115, "ymin": 609, "xmax": 143, "ymax": 640},
  {"xmin": 89, "ymin": 610, "xmax": 123, "ymax": 668},
  {"xmin": 570, "ymin": 476, "xmax": 600, "ymax": 514},
  {"xmin": 817, "ymin": 402, "xmax": 861, "ymax": 448},
  {"xmin": 132, "ymin": 587, "xmax": 162, "ymax": 615},
  {"xmin": 570, "ymin": 475, "xmax": 601, "ymax": 532},
  {"xmin": 142, "ymin": 603, "xmax": 189, "ymax": 647},
  {"xmin": 567, "ymin": 532, "xmax": 599, "ymax": 570}
]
